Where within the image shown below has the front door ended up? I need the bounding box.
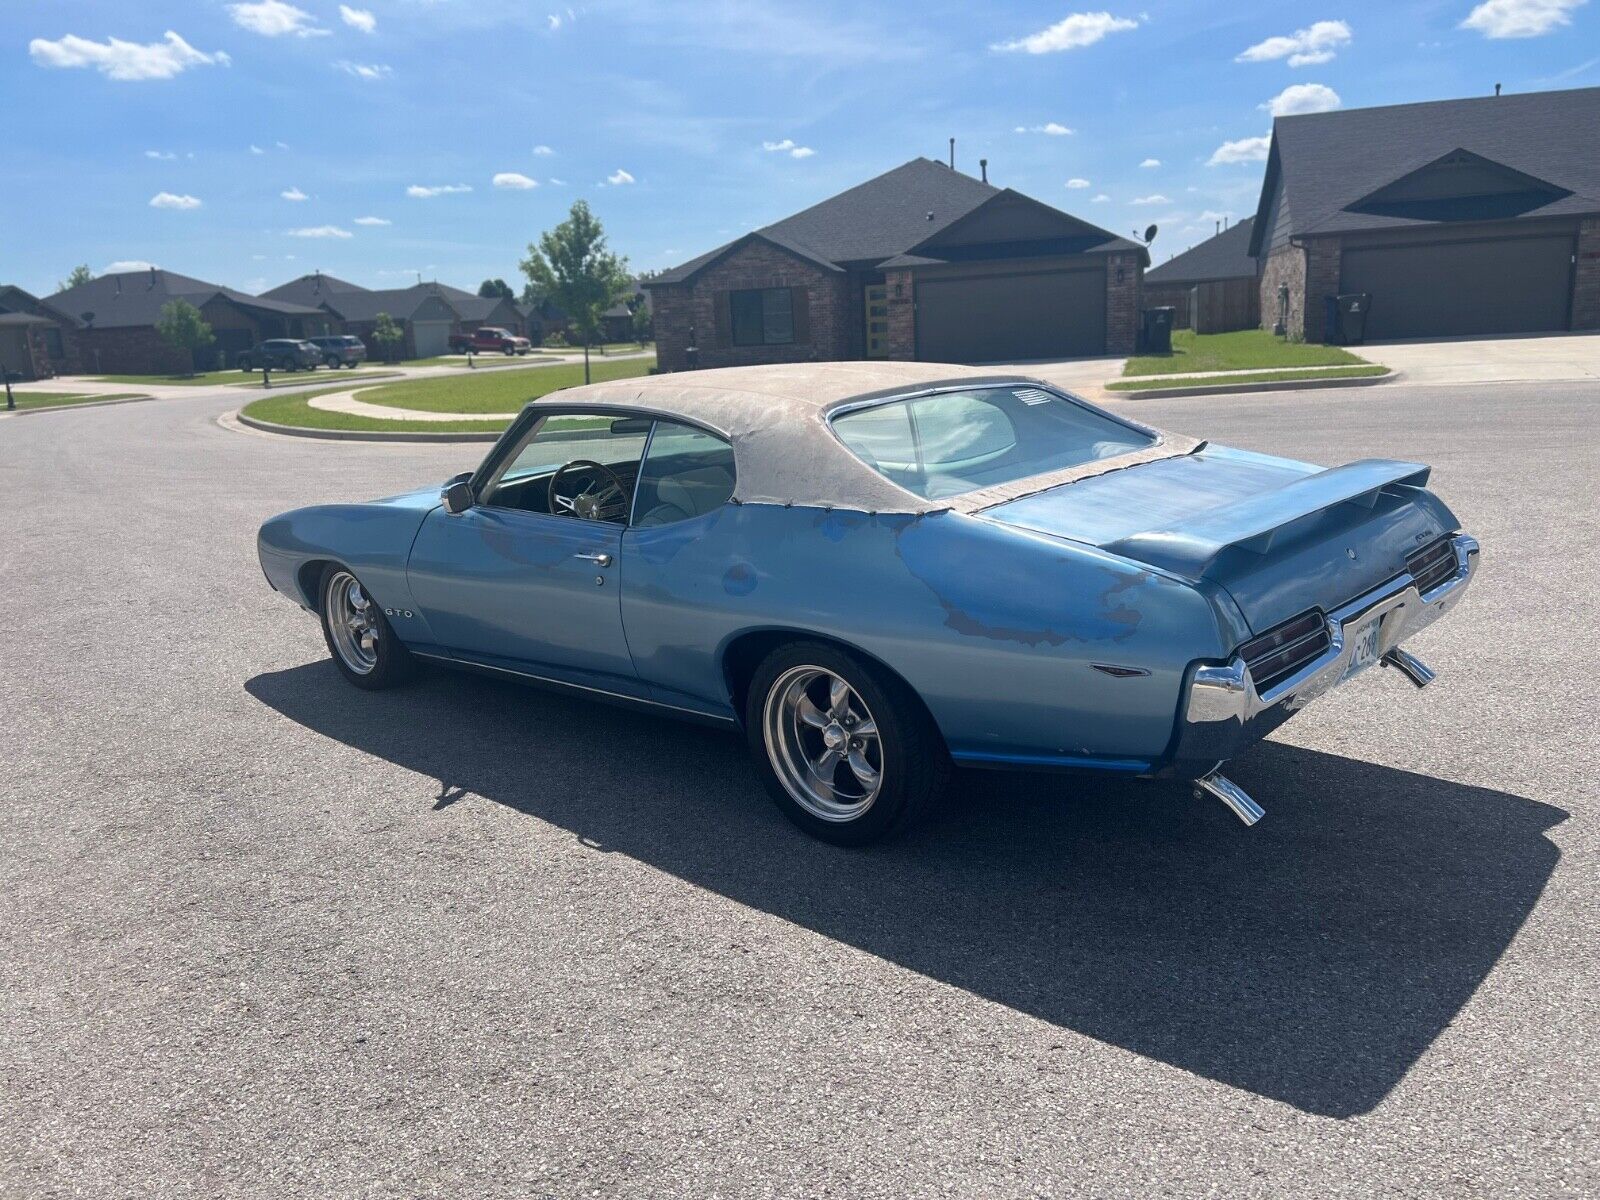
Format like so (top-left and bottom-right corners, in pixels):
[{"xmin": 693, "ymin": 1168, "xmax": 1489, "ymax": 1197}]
[
  {"xmin": 864, "ymin": 284, "xmax": 889, "ymax": 359},
  {"xmin": 407, "ymin": 412, "xmax": 651, "ymax": 695}
]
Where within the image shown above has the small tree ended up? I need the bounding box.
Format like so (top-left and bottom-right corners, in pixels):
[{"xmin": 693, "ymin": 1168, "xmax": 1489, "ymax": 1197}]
[
  {"xmin": 60, "ymin": 264, "xmax": 94, "ymax": 291},
  {"xmin": 372, "ymin": 312, "xmax": 404, "ymax": 362},
  {"xmin": 478, "ymin": 278, "xmax": 514, "ymax": 300},
  {"xmin": 156, "ymin": 299, "xmax": 214, "ymax": 377},
  {"xmin": 630, "ymin": 297, "xmax": 652, "ymax": 344},
  {"xmin": 520, "ymin": 200, "xmax": 630, "ymax": 384}
]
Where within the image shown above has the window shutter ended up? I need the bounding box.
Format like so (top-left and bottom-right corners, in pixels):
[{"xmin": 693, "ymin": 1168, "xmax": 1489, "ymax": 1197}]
[
  {"xmin": 790, "ymin": 287, "xmax": 810, "ymax": 344},
  {"xmin": 713, "ymin": 291, "xmax": 732, "ymax": 347}
]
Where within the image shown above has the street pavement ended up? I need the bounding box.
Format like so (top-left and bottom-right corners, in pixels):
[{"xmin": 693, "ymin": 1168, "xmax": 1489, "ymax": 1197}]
[{"xmin": 1, "ymin": 379, "xmax": 1595, "ymax": 1198}]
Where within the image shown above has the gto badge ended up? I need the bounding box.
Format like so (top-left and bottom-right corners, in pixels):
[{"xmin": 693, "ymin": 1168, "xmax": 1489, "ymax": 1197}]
[{"xmin": 384, "ymin": 608, "xmax": 414, "ymax": 618}]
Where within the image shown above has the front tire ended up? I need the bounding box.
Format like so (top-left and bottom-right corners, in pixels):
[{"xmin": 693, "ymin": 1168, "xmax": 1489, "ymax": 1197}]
[
  {"xmin": 318, "ymin": 566, "xmax": 416, "ymax": 690},
  {"xmin": 745, "ymin": 641, "xmax": 950, "ymax": 845}
]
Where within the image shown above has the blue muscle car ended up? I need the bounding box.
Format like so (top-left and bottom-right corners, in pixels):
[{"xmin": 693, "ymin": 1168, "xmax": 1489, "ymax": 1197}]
[{"xmin": 258, "ymin": 363, "xmax": 1479, "ymax": 843}]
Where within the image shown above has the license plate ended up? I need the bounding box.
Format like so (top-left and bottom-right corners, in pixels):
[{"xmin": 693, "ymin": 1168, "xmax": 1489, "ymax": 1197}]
[{"xmin": 1343, "ymin": 617, "xmax": 1381, "ymax": 680}]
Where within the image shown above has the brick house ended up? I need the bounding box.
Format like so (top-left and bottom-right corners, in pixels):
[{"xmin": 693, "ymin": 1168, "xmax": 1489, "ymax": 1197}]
[
  {"xmin": 45, "ymin": 269, "xmax": 329, "ymax": 374},
  {"xmin": 262, "ymin": 273, "xmax": 527, "ymax": 357},
  {"xmin": 0, "ymin": 285, "xmax": 83, "ymax": 379},
  {"xmin": 646, "ymin": 158, "xmax": 1147, "ymax": 373},
  {"xmin": 1143, "ymin": 218, "xmax": 1260, "ymax": 333},
  {"xmin": 1248, "ymin": 86, "xmax": 1600, "ymax": 343}
]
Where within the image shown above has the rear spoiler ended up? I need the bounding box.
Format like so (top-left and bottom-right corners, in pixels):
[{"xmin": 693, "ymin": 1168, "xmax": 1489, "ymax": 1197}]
[{"xmin": 1103, "ymin": 459, "xmax": 1432, "ymax": 579}]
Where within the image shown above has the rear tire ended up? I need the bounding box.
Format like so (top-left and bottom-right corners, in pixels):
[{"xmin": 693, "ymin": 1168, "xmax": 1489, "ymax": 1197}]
[
  {"xmin": 318, "ymin": 565, "xmax": 417, "ymax": 691},
  {"xmin": 239, "ymin": 357, "xmax": 253, "ymax": 372},
  {"xmin": 326, "ymin": 355, "xmax": 339, "ymax": 369},
  {"xmin": 744, "ymin": 641, "xmax": 950, "ymax": 845}
]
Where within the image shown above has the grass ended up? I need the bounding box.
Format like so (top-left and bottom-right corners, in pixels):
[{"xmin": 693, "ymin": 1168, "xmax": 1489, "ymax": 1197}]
[
  {"xmin": 239, "ymin": 355, "xmax": 656, "ymax": 434},
  {"xmin": 228, "ymin": 369, "xmax": 403, "ymax": 389},
  {"xmin": 5, "ymin": 391, "xmax": 146, "ymax": 410},
  {"xmin": 1121, "ymin": 329, "xmax": 1369, "ymax": 377},
  {"xmin": 87, "ymin": 369, "xmax": 255, "ymax": 387},
  {"xmin": 405, "ymin": 354, "xmax": 560, "ymax": 369},
  {"xmin": 1107, "ymin": 365, "xmax": 1390, "ymax": 392}
]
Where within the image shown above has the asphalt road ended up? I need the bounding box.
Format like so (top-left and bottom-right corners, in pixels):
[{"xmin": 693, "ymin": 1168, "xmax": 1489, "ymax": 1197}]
[{"xmin": 1, "ymin": 381, "xmax": 1595, "ymax": 1198}]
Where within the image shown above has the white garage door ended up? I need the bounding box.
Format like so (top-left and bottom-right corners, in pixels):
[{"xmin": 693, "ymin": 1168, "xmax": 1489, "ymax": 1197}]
[{"xmin": 413, "ymin": 320, "xmax": 452, "ymax": 358}]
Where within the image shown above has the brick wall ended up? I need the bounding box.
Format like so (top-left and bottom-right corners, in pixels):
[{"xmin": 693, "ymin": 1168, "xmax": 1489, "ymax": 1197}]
[
  {"xmin": 1574, "ymin": 217, "xmax": 1600, "ymax": 331},
  {"xmin": 75, "ymin": 327, "xmax": 194, "ymax": 375},
  {"xmin": 1259, "ymin": 245, "xmax": 1306, "ymax": 339},
  {"xmin": 883, "ymin": 269, "xmax": 915, "ymax": 360},
  {"xmin": 652, "ymin": 241, "xmax": 850, "ymax": 372},
  {"xmin": 1304, "ymin": 237, "xmax": 1342, "ymax": 343},
  {"xmin": 1105, "ymin": 252, "xmax": 1141, "ymax": 355}
]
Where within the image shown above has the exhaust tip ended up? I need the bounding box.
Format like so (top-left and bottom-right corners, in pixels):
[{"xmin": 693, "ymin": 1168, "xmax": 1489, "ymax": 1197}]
[
  {"xmin": 1193, "ymin": 772, "xmax": 1265, "ymax": 826},
  {"xmin": 1382, "ymin": 647, "xmax": 1436, "ymax": 689}
]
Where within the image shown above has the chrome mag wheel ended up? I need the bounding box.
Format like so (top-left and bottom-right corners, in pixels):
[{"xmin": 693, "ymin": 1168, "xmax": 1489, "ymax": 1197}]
[
  {"xmin": 326, "ymin": 570, "xmax": 380, "ymax": 674},
  {"xmin": 762, "ymin": 665, "xmax": 884, "ymax": 822}
]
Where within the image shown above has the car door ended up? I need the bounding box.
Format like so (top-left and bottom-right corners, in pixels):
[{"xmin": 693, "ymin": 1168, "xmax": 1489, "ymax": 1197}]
[{"xmin": 406, "ymin": 411, "xmax": 652, "ymax": 696}]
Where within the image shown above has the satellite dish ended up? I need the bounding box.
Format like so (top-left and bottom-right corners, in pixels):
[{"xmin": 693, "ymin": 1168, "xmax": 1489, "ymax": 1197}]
[
  {"xmin": 81, "ymin": 311, "xmax": 95, "ymax": 325},
  {"xmin": 1143, "ymin": 224, "xmax": 1158, "ymax": 245}
]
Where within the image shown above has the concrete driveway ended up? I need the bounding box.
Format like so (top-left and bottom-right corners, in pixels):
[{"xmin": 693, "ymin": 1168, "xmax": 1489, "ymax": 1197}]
[{"xmin": 1363, "ymin": 332, "xmax": 1600, "ymax": 386}]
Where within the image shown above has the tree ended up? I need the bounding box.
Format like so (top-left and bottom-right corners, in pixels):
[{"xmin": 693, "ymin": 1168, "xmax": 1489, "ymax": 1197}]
[
  {"xmin": 155, "ymin": 299, "xmax": 214, "ymax": 377},
  {"xmin": 372, "ymin": 312, "xmax": 404, "ymax": 362},
  {"xmin": 477, "ymin": 278, "xmax": 514, "ymax": 300},
  {"xmin": 630, "ymin": 296, "xmax": 652, "ymax": 344},
  {"xmin": 60, "ymin": 264, "xmax": 94, "ymax": 291},
  {"xmin": 519, "ymin": 279, "xmax": 547, "ymax": 309},
  {"xmin": 520, "ymin": 200, "xmax": 630, "ymax": 383}
]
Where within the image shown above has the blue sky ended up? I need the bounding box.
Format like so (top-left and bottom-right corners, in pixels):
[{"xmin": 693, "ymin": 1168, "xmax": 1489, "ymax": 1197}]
[{"xmin": 5, "ymin": 1, "xmax": 1596, "ymax": 297}]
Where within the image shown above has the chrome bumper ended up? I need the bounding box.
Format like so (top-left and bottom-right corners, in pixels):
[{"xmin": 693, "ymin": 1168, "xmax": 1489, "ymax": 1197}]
[{"xmin": 1174, "ymin": 533, "xmax": 1479, "ymax": 769}]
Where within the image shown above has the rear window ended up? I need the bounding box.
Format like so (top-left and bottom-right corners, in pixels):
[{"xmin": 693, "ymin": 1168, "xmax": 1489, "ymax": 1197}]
[{"xmin": 832, "ymin": 384, "xmax": 1153, "ymax": 501}]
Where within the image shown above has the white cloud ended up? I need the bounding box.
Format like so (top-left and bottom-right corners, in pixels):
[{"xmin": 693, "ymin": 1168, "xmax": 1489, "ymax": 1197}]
[
  {"xmin": 276, "ymin": 141, "xmax": 290, "ymax": 150},
  {"xmin": 992, "ymin": 12, "xmax": 1139, "ymax": 53},
  {"xmin": 1262, "ymin": 82, "xmax": 1341, "ymax": 116},
  {"xmin": 229, "ymin": 2, "xmax": 327, "ymax": 38},
  {"xmin": 281, "ymin": 186, "xmax": 309, "ymax": 201},
  {"xmin": 339, "ymin": 5, "xmax": 377, "ymax": 33},
  {"xmin": 407, "ymin": 183, "xmax": 473, "ymax": 198},
  {"xmin": 287, "ymin": 225, "xmax": 353, "ymax": 239},
  {"xmin": 336, "ymin": 61, "xmax": 392, "ymax": 80},
  {"xmin": 1131, "ymin": 194, "xmax": 1171, "ymax": 205},
  {"xmin": 549, "ymin": 177, "xmax": 567, "ymax": 186},
  {"xmin": 532, "ymin": 144, "xmax": 555, "ymax": 156},
  {"xmin": 763, "ymin": 139, "xmax": 796, "ymax": 151},
  {"xmin": 1208, "ymin": 135, "xmax": 1272, "ymax": 165},
  {"xmin": 1066, "ymin": 178, "xmax": 1092, "ymax": 188},
  {"xmin": 29, "ymin": 31, "xmax": 230, "ymax": 81},
  {"xmin": 249, "ymin": 144, "xmax": 266, "ymax": 155},
  {"xmin": 1140, "ymin": 157, "xmax": 1161, "ymax": 167},
  {"xmin": 607, "ymin": 168, "xmax": 636, "ymax": 185},
  {"xmin": 1091, "ymin": 193, "xmax": 1111, "ymax": 202},
  {"xmin": 493, "ymin": 172, "xmax": 539, "ymax": 189},
  {"xmin": 789, "ymin": 146, "xmax": 817, "ymax": 158},
  {"xmin": 144, "ymin": 149, "xmax": 177, "ymax": 160},
  {"xmin": 353, "ymin": 215, "xmax": 391, "ymax": 225},
  {"xmin": 1461, "ymin": 0, "xmax": 1585, "ymax": 38},
  {"xmin": 103, "ymin": 260, "xmax": 157, "ymax": 274},
  {"xmin": 149, "ymin": 192, "xmax": 201, "ymax": 210},
  {"xmin": 548, "ymin": 14, "xmax": 563, "ymax": 31},
  {"xmin": 1015, "ymin": 122, "xmax": 1075, "ymax": 135},
  {"xmin": 1236, "ymin": 20, "xmax": 1352, "ymax": 66}
]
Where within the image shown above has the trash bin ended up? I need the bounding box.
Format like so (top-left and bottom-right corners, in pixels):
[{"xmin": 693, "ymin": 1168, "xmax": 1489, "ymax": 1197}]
[
  {"xmin": 1141, "ymin": 306, "xmax": 1175, "ymax": 355},
  {"xmin": 1323, "ymin": 295, "xmax": 1344, "ymax": 345},
  {"xmin": 1336, "ymin": 292, "xmax": 1372, "ymax": 346}
]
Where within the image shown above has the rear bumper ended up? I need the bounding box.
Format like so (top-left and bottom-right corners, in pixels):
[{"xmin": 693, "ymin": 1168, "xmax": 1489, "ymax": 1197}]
[{"xmin": 1169, "ymin": 533, "xmax": 1479, "ymax": 776}]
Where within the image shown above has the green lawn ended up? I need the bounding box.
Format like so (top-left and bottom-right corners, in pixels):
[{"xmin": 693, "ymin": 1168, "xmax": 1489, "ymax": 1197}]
[
  {"xmin": 1121, "ymin": 329, "xmax": 1368, "ymax": 377},
  {"xmin": 403, "ymin": 354, "xmax": 560, "ymax": 369},
  {"xmin": 86, "ymin": 369, "xmax": 251, "ymax": 387},
  {"xmin": 1107, "ymin": 365, "xmax": 1390, "ymax": 392},
  {"xmin": 5, "ymin": 391, "xmax": 146, "ymax": 410},
  {"xmin": 239, "ymin": 354, "xmax": 655, "ymax": 434}
]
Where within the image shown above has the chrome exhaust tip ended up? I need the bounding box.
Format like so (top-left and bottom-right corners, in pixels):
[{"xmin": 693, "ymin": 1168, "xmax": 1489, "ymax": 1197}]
[
  {"xmin": 1381, "ymin": 647, "xmax": 1435, "ymax": 689},
  {"xmin": 1193, "ymin": 772, "xmax": 1264, "ymax": 826}
]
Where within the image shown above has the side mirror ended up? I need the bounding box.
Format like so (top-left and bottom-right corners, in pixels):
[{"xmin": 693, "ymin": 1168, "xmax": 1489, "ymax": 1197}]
[{"xmin": 442, "ymin": 481, "xmax": 474, "ymax": 514}]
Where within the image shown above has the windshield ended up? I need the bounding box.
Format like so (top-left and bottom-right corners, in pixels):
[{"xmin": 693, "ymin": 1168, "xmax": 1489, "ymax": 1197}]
[{"xmin": 832, "ymin": 385, "xmax": 1153, "ymax": 501}]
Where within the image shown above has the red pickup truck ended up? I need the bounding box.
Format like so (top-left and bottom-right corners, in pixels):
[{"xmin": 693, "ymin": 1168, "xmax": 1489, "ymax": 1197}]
[{"xmin": 448, "ymin": 326, "xmax": 533, "ymax": 356}]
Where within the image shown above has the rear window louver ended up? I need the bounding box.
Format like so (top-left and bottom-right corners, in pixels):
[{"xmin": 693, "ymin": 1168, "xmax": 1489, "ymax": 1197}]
[
  {"xmin": 1406, "ymin": 537, "xmax": 1457, "ymax": 596},
  {"xmin": 1239, "ymin": 610, "xmax": 1332, "ymax": 694}
]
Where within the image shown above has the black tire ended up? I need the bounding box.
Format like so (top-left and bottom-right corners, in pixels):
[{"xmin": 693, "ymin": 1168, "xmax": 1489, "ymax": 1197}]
[
  {"xmin": 239, "ymin": 357, "xmax": 252, "ymax": 372},
  {"xmin": 317, "ymin": 564, "xmax": 417, "ymax": 691},
  {"xmin": 325, "ymin": 355, "xmax": 339, "ymax": 369},
  {"xmin": 744, "ymin": 640, "xmax": 950, "ymax": 845}
]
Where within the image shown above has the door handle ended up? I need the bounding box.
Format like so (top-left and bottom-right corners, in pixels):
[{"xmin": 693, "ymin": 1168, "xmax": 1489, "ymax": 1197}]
[{"xmin": 574, "ymin": 551, "xmax": 613, "ymax": 567}]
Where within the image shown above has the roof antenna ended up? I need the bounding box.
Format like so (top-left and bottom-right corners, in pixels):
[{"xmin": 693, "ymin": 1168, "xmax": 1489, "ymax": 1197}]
[
  {"xmin": 948, "ymin": 136, "xmax": 955, "ymax": 170},
  {"xmin": 980, "ymin": 157, "xmax": 988, "ymax": 183},
  {"xmin": 1494, "ymin": 82, "xmax": 1502, "ymax": 96}
]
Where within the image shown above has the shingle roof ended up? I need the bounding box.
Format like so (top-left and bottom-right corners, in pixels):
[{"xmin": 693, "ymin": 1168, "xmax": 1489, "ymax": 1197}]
[
  {"xmin": 650, "ymin": 158, "xmax": 1138, "ymax": 285},
  {"xmin": 1146, "ymin": 217, "xmax": 1258, "ymax": 284},
  {"xmin": 259, "ymin": 273, "xmax": 369, "ymax": 306},
  {"xmin": 46, "ymin": 269, "xmax": 323, "ymax": 330},
  {"xmin": 1250, "ymin": 86, "xmax": 1600, "ymax": 253}
]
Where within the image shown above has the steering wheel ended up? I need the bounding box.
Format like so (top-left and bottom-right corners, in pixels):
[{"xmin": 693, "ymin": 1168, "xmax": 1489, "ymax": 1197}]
[{"xmin": 548, "ymin": 459, "xmax": 630, "ymax": 523}]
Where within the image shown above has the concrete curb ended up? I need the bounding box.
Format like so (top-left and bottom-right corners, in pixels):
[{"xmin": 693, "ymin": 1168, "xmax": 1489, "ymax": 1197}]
[
  {"xmin": 232, "ymin": 409, "xmax": 501, "ymax": 443},
  {"xmin": 1106, "ymin": 369, "xmax": 1400, "ymax": 400},
  {"xmin": 3, "ymin": 392, "xmax": 158, "ymax": 416}
]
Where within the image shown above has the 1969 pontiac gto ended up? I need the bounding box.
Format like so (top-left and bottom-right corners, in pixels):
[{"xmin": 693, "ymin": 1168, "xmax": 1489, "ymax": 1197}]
[{"xmin": 258, "ymin": 362, "xmax": 1478, "ymax": 844}]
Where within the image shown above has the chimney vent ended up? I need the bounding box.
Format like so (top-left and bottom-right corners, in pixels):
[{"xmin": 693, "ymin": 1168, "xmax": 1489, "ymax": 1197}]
[
  {"xmin": 980, "ymin": 158, "xmax": 988, "ymax": 183},
  {"xmin": 1494, "ymin": 82, "xmax": 1502, "ymax": 96},
  {"xmin": 948, "ymin": 137, "xmax": 955, "ymax": 170}
]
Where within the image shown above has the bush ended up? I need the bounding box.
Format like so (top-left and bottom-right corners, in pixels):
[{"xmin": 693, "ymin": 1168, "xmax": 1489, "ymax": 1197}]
[{"xmin": 543, "ymin": 330, "xmax": 569, "ymax": 348}]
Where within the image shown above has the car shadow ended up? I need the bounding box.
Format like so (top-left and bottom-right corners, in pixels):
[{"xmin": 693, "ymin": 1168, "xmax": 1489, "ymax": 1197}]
[{"xmin": 246, "ymin": 662, "xmax": 1564, "ymax": 1118}]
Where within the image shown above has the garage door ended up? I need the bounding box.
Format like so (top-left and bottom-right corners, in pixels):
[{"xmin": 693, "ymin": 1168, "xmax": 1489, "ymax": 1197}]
[
  {"xmin": 917, "ymin": 266, "xmax": 1106, "ymax": 362},
  {"xmin": 1340, "ymin": 235, "xmax": 1573, "ymax": 341},
  {"xmin": 412, "ymin": 320, "xmax": 452, "ymax": 358}
]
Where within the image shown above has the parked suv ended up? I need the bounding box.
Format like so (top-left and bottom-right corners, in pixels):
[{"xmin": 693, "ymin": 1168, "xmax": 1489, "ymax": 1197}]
[
  {"xmin": 306, "ymin": 334, "xmax": 369, "ymax": 369},
  {"xmin": 238, "ymin": 339, "xmax": 322, "ymax": 372}
]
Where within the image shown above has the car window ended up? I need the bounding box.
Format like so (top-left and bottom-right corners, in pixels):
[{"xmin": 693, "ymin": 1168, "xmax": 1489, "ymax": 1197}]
[
  {"xmin": 833, "ymin": 385, "xmax": 1154, "ymax": 500},
  {"xmin": 632, "ymin": 421, "xmax": 736, "ymax": 526},
  {"xmin": 482, "ymin": 412, "xmax": 651, "ymax": 522}
]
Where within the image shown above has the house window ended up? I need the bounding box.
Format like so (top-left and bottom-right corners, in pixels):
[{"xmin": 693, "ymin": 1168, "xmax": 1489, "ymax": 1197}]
[{"xmin": 730, "ymin": 287, "xmax": 795, "ymax": 346}]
